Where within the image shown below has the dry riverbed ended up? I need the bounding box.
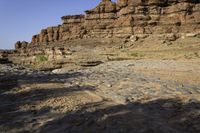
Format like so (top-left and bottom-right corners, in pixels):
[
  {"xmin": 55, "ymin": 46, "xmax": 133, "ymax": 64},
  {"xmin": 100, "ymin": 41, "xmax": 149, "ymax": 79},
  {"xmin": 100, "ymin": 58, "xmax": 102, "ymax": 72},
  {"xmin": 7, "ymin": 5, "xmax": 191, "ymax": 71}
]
[{"xmin": 0, "ymin": 59, "xmax": 200, "ymax": 133}]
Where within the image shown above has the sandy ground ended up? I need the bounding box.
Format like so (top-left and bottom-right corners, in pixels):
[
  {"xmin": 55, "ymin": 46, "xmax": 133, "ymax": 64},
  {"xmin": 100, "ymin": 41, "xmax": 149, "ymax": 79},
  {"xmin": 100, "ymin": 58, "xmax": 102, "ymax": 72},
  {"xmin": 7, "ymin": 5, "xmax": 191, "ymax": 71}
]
[{"xmin": 0, "ymin": 59, "xmax": 200, "ymax": 133}]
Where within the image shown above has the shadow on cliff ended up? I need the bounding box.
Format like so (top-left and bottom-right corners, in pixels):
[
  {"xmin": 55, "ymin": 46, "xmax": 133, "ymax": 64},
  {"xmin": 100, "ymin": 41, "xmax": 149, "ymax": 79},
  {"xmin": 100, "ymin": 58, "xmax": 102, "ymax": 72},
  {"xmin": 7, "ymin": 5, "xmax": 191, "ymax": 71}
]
[{"xmin": 38, "ymin": 98, "xmax": 200, "ymax": 133}]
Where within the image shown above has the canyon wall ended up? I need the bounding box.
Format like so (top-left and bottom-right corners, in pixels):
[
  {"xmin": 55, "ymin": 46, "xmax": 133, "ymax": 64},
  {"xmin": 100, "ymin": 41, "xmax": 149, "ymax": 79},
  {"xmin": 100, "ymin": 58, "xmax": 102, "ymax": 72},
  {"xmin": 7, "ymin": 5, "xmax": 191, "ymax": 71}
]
[{"xmin": 16, "ymin": 0, "xmax": 200, "ymax": 49}]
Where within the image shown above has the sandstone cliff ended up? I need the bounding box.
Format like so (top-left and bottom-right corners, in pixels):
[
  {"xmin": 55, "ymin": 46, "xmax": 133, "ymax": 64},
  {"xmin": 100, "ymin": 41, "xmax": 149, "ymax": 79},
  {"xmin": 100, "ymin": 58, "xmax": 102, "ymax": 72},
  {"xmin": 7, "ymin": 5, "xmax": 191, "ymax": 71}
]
[{"xmin": 16, "ymin": 0, "xmax": 200, "ymax": 50}]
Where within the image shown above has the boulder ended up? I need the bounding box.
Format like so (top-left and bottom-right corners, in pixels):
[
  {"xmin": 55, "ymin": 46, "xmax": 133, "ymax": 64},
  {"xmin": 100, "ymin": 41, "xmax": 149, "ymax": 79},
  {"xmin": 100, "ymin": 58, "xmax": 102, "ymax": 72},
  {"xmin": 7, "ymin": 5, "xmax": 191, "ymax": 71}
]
[{"xmin": 130, "ymin": 35, "xmax": 138, "ymax": 42}]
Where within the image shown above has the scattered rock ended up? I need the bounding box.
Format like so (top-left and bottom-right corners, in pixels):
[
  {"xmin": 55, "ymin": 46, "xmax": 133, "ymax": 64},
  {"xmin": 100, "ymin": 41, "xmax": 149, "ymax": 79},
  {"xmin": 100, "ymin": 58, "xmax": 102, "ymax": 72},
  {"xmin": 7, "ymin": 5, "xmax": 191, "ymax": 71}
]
[
  {"xmin": 130, "ymin": 35, "xmax": 138, "ymax": 43},
  {"xmin": 185, "ymin": 33, "xmax": 197, "ymax": 37},
  {"xmin": 162, "ymin": 102, "xmax": 175, "ymax": 109},
  {"xmin": 107, "ymin": 84, "xmax": 112, "ymax": 88},
  {"xmin": 52, "ymin": 69, "xmax": 63, "ymax": 74}
]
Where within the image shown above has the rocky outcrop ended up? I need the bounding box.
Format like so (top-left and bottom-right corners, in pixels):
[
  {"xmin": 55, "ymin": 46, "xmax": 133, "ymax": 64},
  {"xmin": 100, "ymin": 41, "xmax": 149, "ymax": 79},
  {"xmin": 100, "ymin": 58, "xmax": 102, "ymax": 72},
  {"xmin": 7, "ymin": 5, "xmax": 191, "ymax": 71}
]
[
  {"xmin": 0, "ymin": 50, "xmax": 15, "ymax": 58},
  {"xmin": 84, "ymin": 0, "xmax": 117, "ymax": 38},
  {"xmin": 16, "ymin": 0, "xmax": 200, "ymax": 51},
  {"xmin": 0, "ymin": 50, "xmax": 14, "ymax": 64},
  {"xmin": 15, "ymin": 41, "xmax": 29, "ymax": 49}
]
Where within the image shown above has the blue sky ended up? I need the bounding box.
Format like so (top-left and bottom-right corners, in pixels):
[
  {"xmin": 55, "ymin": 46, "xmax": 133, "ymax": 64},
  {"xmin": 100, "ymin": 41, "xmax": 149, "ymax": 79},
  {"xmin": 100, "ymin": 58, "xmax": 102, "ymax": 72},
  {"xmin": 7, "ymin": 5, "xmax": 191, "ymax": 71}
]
[{"xmin": 0, "ymin": 0, "xmax": 117, "ymax": 49}]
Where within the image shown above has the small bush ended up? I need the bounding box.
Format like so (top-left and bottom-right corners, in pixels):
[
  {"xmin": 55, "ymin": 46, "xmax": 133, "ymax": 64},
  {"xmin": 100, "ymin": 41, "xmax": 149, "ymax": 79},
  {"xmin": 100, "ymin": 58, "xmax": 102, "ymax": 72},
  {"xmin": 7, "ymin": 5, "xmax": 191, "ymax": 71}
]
[
  {"xmin": 130, "ymin": 52, "xmax": 139, "ymax": 57},
  {"xmin": 130, "ymin": 52, "xmax": 145, "ymax": 57},
  {"xmin": 35, "ymin": 55, "xmax": 48, "ymax": 63},
  {"xmin": 194, "ymin": 52, "xmax": 200, "ymax": 58}
]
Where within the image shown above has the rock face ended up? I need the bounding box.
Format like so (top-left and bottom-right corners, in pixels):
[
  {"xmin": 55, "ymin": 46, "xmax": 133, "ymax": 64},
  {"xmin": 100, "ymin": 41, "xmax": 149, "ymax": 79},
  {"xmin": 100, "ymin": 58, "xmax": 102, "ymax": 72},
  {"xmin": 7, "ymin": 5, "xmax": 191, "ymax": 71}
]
[{"xmin": 16, "ymin": 0, "xmax": 200, "ymax": 50}]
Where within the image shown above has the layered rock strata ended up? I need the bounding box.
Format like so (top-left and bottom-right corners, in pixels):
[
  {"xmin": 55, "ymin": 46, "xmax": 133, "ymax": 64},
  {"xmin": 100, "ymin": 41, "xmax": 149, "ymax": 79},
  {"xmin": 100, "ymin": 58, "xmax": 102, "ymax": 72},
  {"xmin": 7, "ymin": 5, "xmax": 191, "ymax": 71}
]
[{"xmin": 16, "ymin": 0, "xmax": 200, "ymax": 50}]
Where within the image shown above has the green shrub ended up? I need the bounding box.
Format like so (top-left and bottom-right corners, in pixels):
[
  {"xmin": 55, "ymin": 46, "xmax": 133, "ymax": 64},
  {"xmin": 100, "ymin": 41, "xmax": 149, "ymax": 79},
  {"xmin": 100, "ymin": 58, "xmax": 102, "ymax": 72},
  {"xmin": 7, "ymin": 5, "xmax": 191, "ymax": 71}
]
[
  {"xmin": 194, "ymin": 52, "xmax": 200, "ymax": 58},
  {"xmin": 35, "ymin": 55, "xmax": 48, "ymax": 63},
  {"xmin": 130, "ymin": 52, "xmax": 139, "ymax": 57},
  {"xmin": 130, "ymin": 52, "xmax": 145, "ymax": 57}
]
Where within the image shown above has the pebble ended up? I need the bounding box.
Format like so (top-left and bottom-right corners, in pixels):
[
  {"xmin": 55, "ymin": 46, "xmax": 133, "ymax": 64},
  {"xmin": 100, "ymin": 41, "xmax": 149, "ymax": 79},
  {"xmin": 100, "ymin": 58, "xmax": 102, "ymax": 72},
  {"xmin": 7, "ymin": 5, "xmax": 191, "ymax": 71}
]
[
  {"xmin": 107, "ymin": 84, "xmax": 112, "ymax": 88},
  {"xmin": 162, "ymin": 102, "xmax": 175, "ymax": 109},
  {"xmin": 64, "ymin": 82, "xmax": 73, "ymax": 87}
]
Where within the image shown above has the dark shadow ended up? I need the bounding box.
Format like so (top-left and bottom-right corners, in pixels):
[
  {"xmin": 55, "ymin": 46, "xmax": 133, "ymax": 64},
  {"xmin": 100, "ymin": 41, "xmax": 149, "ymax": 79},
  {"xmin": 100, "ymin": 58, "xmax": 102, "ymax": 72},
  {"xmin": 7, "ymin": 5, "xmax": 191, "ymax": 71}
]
[
  {"xmin": 0, "ymin": 71, "xmax": 84, "ymax": 84},
  {"xmin": 0, "ymin": 79, "xmax": 18, "ymax": 94},
  {"xmin": 0, "ymin": 84, "xmax": 96, "ymax": 133},
  {"xmin": 0, "ymin": 70, "xmax": 91, "ymax": 133},
  {"xmin": 0, "ymin": 71, "xmax": 85, "ymax": 94},
  {"xmin": 38, "ymin": 99, "xmax": 200, "ymax": 133}
]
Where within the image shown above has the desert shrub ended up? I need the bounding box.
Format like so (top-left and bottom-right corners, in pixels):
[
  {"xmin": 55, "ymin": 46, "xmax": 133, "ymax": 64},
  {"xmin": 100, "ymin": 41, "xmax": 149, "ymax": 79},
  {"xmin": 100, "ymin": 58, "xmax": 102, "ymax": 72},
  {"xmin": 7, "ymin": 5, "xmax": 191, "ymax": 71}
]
[
  {"xmin": 130, "ymin": 52, "xmax": 145, "ymax": 57},
  {"xmin": 35, "ymin": 54, "xmax": 48, "ymax": 63},
  {"xmin": 194, "ymin": 52, "xmax": 200, "ymax": 58},
  {"xmin": 130, "ymin": 52, "xmax": 139, "ymax": 57}
]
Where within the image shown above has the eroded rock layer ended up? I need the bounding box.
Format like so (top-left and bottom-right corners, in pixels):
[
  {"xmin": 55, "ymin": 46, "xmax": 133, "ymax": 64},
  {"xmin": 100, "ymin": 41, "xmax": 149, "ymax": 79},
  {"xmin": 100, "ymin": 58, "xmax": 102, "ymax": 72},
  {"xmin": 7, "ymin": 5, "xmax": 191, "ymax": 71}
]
[{"xmin": 16, "ymin": 0, "xmax": 200, "ymax": 49}]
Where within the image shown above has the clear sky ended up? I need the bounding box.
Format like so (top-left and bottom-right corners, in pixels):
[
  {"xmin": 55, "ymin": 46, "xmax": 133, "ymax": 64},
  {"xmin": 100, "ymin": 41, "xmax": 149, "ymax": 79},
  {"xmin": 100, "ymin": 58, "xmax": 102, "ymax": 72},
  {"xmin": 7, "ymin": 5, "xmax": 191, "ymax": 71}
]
[{"xmin": 0, "ymin": 0, "xmax": 116, "ymax": 49}]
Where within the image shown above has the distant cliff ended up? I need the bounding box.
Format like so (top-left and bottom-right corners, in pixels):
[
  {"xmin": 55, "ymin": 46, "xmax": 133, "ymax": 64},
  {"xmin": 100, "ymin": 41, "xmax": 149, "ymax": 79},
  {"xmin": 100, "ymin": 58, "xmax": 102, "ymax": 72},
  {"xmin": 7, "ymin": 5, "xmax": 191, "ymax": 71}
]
[{"xmin": 16, "ymin": 0, "xmax": 200, "ymax": 49}]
